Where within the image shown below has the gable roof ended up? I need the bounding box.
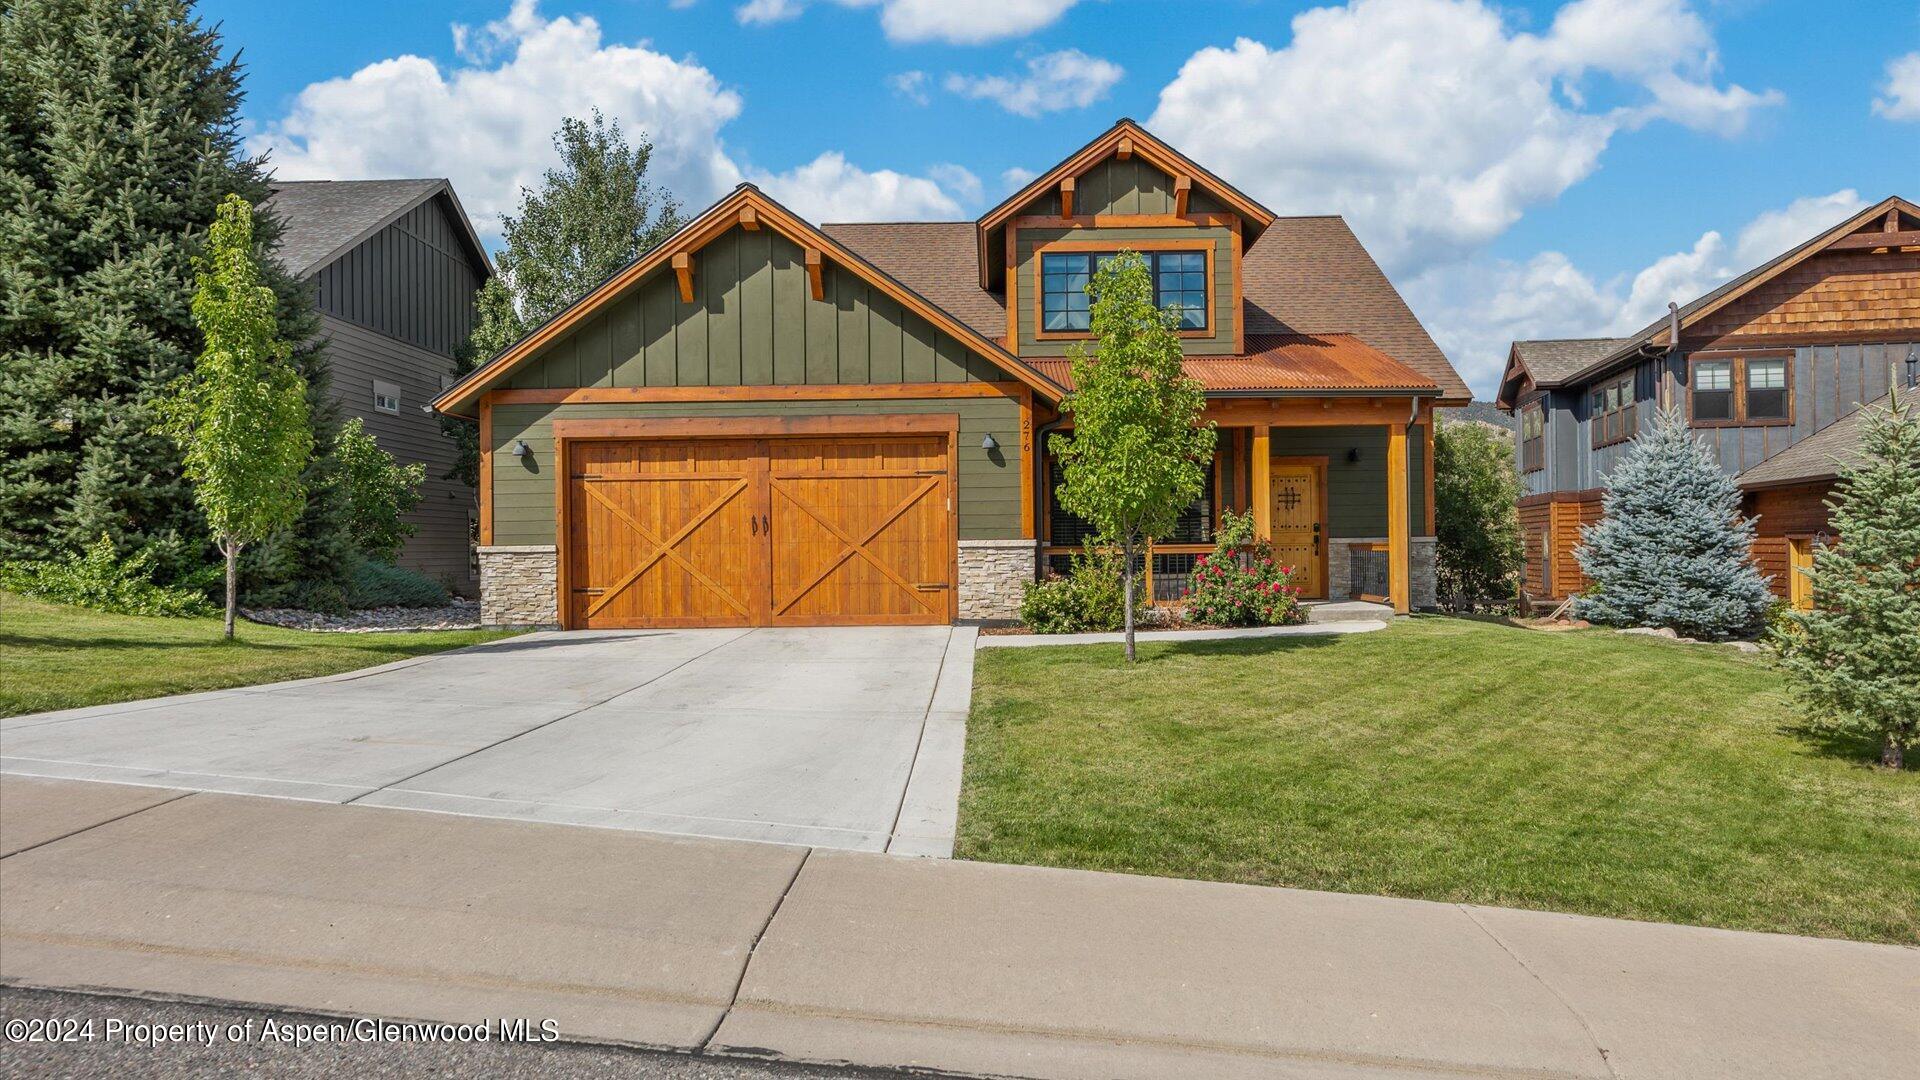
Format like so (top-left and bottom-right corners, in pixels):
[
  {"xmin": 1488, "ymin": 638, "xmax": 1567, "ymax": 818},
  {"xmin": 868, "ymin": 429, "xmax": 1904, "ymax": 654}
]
[
  {"xmin": 432, "ymin": 185, "xmax": 1066, "ymax": 418},
  {"xmin": 1494, "ymin": 338, "xmax": 1629, "ymax": 408},
  {"xmin": 975, "ymin": 118, "xmax": 1279, "ymax": 289},
  {"xmin": 1493, "ymin": 196, "xmax": 1917, "ymax": 410},
  {"xmin": 263, "ymin": 179, "xmax": 492, "ymax": 280},
  {"xmin": 824, "ymin": 213, "xmax": 1465, "ymax": 401},
  {"xmin": 1024, "ymin": 334, "xmax": 1439, "ymax": 395},
  {"xmin": 1737, "ymin": 384, "xmax": 1915, "ymax": 490}
]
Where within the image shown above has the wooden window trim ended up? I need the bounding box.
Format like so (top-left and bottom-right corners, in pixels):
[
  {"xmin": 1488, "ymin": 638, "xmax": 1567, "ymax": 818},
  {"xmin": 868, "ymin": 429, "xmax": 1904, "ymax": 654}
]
[
  {"xmin": 1589, "ymin": 373, "xmax": 1637, "ymax": 450},
  {"xmin": 1030, "ymin": 239, "xmax": 1216, "ymax": 342},
  {"xmin": 1519, "ymin": 399, "xmax": 1545, "ymax": 474},
  {"xmin": 1688, "ymin": 351, "xmax": 1795, "ymax": 429}
]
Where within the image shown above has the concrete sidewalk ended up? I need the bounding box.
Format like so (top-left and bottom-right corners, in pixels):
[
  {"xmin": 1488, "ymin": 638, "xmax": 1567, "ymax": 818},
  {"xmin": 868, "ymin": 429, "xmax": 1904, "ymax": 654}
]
[{"xmin": 2, "ymin": 776, "xmax": 1914, "ymax": 1080}]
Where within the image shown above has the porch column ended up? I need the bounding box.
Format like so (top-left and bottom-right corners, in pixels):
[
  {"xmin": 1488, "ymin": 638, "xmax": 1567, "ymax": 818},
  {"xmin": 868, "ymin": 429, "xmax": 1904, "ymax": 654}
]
[
  {"xmin": 1387, "ymin": 421, "xmax": 1410, "ymax": 614},
  {"xmin": 1250, "ymin": 425, "xmax": 1272, "ymax": 541}
]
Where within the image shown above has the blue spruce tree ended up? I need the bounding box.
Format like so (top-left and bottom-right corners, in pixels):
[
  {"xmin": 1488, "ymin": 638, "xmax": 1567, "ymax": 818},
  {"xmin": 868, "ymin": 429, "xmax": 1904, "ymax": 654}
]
[{"xmin": 1573, "ymin": 405, "xmax": 1773, "ymax": 639}]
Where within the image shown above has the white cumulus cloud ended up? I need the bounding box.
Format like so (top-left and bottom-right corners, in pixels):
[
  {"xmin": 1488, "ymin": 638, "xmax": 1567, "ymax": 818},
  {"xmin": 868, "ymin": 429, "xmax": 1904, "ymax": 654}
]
[
  {"xmin": 1873, "ymin": 51, "xmax": 1920, "ymax": 121},
  {"xmin": 945, "ymin": 49, "xmax": 1123, "ymax": 117},
  {"xmin": 1148, "ymin": 0, "xmax": 1781, "ymax": 276},
  {"xmin": 887, "ymin": 70, "xmax": 931, "ymax": 105},
  {"xmin": 737, "ymin": 0, "xmax": 1079, "ymax": 43},
  {"xmin": 253, "ymin": 2, "xmax": 982, "ymax": 239}
]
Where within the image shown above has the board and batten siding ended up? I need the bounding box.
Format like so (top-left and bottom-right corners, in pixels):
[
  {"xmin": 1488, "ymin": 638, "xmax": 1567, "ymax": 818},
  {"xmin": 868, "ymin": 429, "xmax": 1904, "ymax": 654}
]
[
  {"xmin": 489, "ymin": 398, "xmax": 1023, "ymax": 546},
  {"xmin": 1013, "ymin": 223, "xmax": 1238, "ymax": 357},
  {"xmin": 1527, "ymin": 341, "xmax": 1913, "ymax": 495},
  {"xmin": 1268, "ymin": 426, "xmax": 1428, "ymax": 538},
  {"xmin": 314, "ymin": 196, "xmax": 483, "ymax": 357},
  {"xmin": 1018, "ymin": 157, "xmax": 1227, "ymax": 219},
  {"xmin": 502, "ymin": 227, "xmax": 1008, "ymax": 392}
]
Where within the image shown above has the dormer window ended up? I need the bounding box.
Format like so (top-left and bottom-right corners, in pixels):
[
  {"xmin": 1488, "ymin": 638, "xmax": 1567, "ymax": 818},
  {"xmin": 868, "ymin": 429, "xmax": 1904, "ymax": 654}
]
[{"xmin": 1039, "ymin": 249, "xmax": 1210, "ymax": 334}]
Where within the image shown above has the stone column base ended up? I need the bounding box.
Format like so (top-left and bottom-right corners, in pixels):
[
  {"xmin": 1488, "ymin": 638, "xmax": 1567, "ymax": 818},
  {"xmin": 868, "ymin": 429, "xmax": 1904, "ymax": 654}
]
[
  {"xmin": 478, "ymin": 545, "xmax": 559, "ymax": 628},
  {"xmin": 957, "ymin": 539, "xmax": 1038, "ymax": 623},
  {"xmin": 1326, "ymin": 536, "xmax": 1438, "ymax": 611}
]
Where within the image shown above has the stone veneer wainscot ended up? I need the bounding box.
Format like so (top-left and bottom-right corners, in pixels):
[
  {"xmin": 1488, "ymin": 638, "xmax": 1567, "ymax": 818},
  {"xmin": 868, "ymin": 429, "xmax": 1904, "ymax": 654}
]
[
  {"xmin": 958, "ymin": 539, "xmax": 1038, "ymax": 622},
  {"xmin": 478, "ymin": 545, "xmax": 558, "ymax": 628}
]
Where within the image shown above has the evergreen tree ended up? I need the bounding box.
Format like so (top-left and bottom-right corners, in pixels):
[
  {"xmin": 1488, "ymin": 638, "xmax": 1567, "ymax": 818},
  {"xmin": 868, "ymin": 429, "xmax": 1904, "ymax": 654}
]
[
  {"xmin": 1777, "ymin": 392, "xmax": 1920, "ymax": 769},
  {"xmin": 0, "ymin": 0, "xmax": 349, "ymax": 598},
  {"xmin": 1434, "ymin": 420, "xmax": 1524, "ymax": 611},
  {"xmin": 440, "ymin": 110, "xmax": 681, "ymax": 485},
  {"xmin": 1573, "ymin": 405, "xmax": 1773, "ymax": 638}
]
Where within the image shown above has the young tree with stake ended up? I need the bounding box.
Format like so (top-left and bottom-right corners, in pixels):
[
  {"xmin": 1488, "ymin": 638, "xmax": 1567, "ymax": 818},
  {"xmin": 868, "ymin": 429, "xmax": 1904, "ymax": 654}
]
[
  {"xmin": 167, "ymin": 196, "xmax": 312, "ymax": 638},
  {"xmin": 1050, "ymin": 252, "xmax": 1215, "ymax": 662}
]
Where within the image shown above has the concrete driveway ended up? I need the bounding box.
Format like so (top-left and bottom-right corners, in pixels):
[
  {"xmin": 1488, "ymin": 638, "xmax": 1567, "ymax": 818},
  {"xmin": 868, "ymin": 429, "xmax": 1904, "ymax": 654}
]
[{"xmin": 0, "ymin": 627, "xmax": 975, "ymax": 854}]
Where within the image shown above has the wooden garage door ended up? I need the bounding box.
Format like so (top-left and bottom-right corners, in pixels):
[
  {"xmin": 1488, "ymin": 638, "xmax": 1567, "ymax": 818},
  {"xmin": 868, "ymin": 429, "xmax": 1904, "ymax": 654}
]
[{"xmin": 566, "ymin": 435, "xmax": 952, "ymax": 628}]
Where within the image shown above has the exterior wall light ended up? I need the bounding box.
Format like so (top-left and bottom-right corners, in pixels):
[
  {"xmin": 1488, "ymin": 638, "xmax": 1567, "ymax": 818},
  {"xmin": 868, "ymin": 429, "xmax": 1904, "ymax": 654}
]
[
  {"xmin": 1347, "ymin": 447, "xmax": 1361, "ymax": 463},
  {"xmin": 981, "ymin": 433, "xmax": 999, "ymax": 451},
  {"xmin": 511, "ymin": 440, "xmax": 530, "ymax": 458}
]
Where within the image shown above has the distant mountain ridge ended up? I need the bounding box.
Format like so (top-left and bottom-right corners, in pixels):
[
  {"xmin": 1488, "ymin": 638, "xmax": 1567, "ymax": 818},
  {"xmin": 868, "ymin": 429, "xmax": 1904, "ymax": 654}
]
[{"xmin": 1444, "ymin": 400, "xmax": 1514, "ymax": 429}]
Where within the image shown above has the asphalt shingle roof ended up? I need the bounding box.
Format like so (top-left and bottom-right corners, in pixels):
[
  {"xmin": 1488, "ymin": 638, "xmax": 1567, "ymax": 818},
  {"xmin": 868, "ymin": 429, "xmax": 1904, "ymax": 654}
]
[
  {"xmin": 824, "ymin": 215, "xmax": 1466, "ymax": 400},
  {"xmin": 1510, "ymin": 338, "xmax": 1632, "ymax": 386},
  {"xmin": 262, "ymin": 179, "xmax": 450, "ymax": 278}
]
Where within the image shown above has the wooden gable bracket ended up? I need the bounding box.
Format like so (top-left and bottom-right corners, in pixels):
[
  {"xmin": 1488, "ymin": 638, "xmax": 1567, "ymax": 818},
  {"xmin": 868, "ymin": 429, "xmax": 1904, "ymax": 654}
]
[
  {"xmin": 1116, "ymin": 136, "xmax": 1133, "ymax": 160},
  {"xmin": 1059, "ymin": 176, "xmax": 1075, "ymax": 219},
  {"xmin": 804, "ymin": 247, "xmax": 825, "ymax": 301},
  {"xmin": 672, "ymin": 252, "xmax": 695, "ymax": 303},
  {"xmin": 1173, "ymin": 175, "xmax": 1192, "ymax": 217},
  {"xmin": 739, "ymin": 206, "xmax": 760, "ymax": 230}
]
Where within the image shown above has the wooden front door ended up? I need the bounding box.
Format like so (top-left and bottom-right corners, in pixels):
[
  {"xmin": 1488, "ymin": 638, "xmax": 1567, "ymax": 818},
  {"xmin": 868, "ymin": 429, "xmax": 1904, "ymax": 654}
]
[
  {"xmin": 566, "ymin": 434, "xmax": 952, "ymax": 628},
  {"xmin": 1270, "ymin": 459, "xmax": 1326, "ymax": 599}
]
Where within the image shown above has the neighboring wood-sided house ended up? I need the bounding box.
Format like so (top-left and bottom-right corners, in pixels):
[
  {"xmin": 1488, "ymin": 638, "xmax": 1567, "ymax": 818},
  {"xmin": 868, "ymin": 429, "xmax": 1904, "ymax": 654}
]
[
  {"xmin": 264, "ymin": 179, "xmax": 493, "ymax": 592},
  {"xmin": 1494, "ymin": 196, "xmax": 1920, "ymax": 607},
  {"xmin": 433, "ymin": 120, "xmax": 1469, "ymax": 629}
]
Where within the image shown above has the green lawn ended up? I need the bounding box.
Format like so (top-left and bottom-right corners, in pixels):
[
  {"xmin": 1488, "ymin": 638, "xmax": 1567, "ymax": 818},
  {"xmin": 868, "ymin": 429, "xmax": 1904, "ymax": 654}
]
[
  {"xmin": 0, "ymin": 592, "xmax": 518, "ymax": 718},
  {"xmin": 960, "ymin": 618, "xmax": 1920, "ymax": 944}
]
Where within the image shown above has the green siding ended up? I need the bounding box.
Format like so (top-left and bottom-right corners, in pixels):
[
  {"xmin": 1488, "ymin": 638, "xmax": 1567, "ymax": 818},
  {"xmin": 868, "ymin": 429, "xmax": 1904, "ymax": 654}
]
[
  {"xmin": 1014, "ymin": 224, "xmax": 1237, "ymax": 357},
  {"xmin": 1268, "ymin": 427, "xmax": 1429, "ymax": 538},
  {"xmin": 500, "ymin": 225, "xmax": 1005, "ymax": 390},
  {"xmin": 491, "ymin": 398, "xmax": 1024, "ymax": 545}
]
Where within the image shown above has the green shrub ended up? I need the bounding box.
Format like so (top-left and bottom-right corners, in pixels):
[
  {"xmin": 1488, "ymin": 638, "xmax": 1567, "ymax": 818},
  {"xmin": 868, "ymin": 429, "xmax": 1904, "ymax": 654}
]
[
  {"xmin": 336, "ymin": 417, "xmax": 425, "ymax": 563},
  {"xmin": 0, "ymin": 535, "xmax": 214, "ymax": 617},
  {"xmin": 1018, "ymin": 542, "xmax": 1128, "ymax": 633},
  {"xmin": 345, "ymin": 555, "xmax": 452, "ymax": 609},
  {"xmin": 1182, "ymin": 510, "xmax": 1305, "ymax": 627}
]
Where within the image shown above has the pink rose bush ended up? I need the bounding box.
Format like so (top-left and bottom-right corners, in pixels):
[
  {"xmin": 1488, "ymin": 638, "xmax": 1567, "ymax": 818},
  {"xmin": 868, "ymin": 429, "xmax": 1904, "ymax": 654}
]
[{"xmin": 1183, "ymin": 549, "xmax": 1306, "ymax": 627}]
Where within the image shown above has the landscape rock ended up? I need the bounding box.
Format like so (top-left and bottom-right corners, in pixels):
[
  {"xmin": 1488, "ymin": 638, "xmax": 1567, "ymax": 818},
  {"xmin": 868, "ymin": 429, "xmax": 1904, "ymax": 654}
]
[{"xmin": 242, "ymin": 601, "xmax": 481, "ymax": 633}]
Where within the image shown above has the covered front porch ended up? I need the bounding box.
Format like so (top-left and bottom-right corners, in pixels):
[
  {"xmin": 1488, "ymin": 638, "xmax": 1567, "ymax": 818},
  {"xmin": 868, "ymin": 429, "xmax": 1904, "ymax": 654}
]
[{"xmin": 1039, "ymin": 396, "xmax": 1437, "ymax": 614}]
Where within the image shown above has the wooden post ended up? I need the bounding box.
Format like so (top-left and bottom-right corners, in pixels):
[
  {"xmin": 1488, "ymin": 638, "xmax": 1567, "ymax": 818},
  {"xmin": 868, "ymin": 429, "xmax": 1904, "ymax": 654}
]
[
  {"xmin": 1251, "ymin": 425, "xmax": 1272, "ymax": 542},
  {"xmin": 1387, "ymin": 422, "xmax": 1410, "ymax": 614}
]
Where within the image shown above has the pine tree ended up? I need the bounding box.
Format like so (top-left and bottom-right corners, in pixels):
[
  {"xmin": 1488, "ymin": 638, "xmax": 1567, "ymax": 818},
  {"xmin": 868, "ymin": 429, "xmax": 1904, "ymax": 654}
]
[
  {"xmin": 0, "ymin": 0, "xmax": 349, "ymax": 599},
  {"xmin": 1777, "ymin": 391, "xmax": 1920, "ymax": 769},
  {"xmin": 1573, "ymin": 405, "xmax": 1773, "ymax": 639}
]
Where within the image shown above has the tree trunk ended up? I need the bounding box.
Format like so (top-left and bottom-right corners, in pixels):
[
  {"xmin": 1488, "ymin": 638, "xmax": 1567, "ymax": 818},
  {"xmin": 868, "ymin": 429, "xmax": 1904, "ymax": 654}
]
[
  {"xmin": 223, "ymin": 540, "xmax": 239, "ymax": 640},
  {"xmin": 1122, "ymin": 538, "xmax": 1136, "ymax": 663},
  {"xmin": 1885, "ymin": 733, "xmax": 1905, "ymax": 771}
]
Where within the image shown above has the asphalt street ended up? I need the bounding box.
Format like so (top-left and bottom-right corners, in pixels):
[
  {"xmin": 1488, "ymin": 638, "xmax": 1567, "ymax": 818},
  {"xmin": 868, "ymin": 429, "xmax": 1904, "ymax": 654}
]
[{"xmin": 0, "ymin": 988, "xmax": 918, "ymax": 1080}]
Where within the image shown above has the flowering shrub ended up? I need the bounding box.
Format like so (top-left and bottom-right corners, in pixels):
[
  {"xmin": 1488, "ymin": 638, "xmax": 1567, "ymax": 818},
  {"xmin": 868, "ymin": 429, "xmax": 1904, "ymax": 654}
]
[{"xmin": 1183, "ymin": 511, "xmax": 1305, "ymax": 626}]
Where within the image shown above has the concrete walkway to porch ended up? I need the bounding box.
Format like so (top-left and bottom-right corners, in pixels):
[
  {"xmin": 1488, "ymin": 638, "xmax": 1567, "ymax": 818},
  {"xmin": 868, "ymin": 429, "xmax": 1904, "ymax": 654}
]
[{"xmin": 2, "ymin": 776, "xmax": 1912, "ymax": 1080}]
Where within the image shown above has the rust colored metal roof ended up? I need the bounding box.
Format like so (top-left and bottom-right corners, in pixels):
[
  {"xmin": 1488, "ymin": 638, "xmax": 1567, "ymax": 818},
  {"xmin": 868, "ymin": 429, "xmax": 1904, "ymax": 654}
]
[{"xmin": 1025, "ymin": 334, "xmax": 1439, "ymax": 394}]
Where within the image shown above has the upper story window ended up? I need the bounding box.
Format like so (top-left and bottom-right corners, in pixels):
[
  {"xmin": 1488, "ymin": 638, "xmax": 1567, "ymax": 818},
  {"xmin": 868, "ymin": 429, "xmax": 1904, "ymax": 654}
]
[
  {"xmin": 1690, "ymin": 354, "xmax": 1791, "ymax": 426},
  {"xmin": 1040, "ymin": 249, "xmax": 1209, "ymax": 334},
  {"xmin": 372, "ymin": 379, "xmax": 402, "ymax": 415},
  {"xmin": 1590, "ymin": 374, "xmax": 1636, "ymax": 449},
  {"xmin": 1519, "ymin": 400, "xmax": 1545, "ymax": 473}
]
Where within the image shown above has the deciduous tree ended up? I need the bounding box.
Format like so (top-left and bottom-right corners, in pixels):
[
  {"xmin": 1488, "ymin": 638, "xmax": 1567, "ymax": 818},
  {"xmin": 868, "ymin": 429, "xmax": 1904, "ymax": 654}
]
[
  {"xmin": 1050, "ymin": 252, "xmax": 1215, "ymax": 661},
  {"xmin": 166, "ymin": 196, "xmax": 312, "ymax": 637},
  {"xmin": 1434, "ymin": 420, "xmax": 1523, "ymax": 611}
]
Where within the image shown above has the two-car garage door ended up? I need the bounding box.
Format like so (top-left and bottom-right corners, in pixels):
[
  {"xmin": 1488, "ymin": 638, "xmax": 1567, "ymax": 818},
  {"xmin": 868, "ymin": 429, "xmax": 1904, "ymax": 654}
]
[{"xmin": 563, "ymin": 433, "xmax": 954, "ymax": 628}]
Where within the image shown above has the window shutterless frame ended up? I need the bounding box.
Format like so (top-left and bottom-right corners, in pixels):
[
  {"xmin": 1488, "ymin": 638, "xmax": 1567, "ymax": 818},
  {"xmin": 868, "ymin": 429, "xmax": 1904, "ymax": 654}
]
[
  {"xmin": 1519, "ymin": 399, "xmax": 1545, "ymax": 473},
  {"xmin": 1688, "ymin": 351, "xmax": 1794, "ymax": 427},
  {"xmin": 1031, "ymin": 239, "xmax": 1215, "ymax": 341},
  {"xmin": 1590, "ymin": 373, "xmax": 1636, "ymax": 449}
]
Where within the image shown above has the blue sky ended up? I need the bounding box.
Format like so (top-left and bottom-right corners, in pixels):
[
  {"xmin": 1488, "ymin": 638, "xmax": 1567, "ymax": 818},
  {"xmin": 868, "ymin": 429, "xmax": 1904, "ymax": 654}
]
[{"xmin": 208, "ymin": 0, "xmax": 1920, "ymax": 396}]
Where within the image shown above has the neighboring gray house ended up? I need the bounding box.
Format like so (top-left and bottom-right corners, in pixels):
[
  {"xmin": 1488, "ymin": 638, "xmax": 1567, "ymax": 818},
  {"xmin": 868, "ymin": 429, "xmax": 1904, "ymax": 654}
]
[
  {"xmin": 1494, "ymin": 195, "xmax": 1918, "ymax": 605},
  {"xmin": 264, "ymin": 179, "xmax": 493, "ymax": 593}
]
